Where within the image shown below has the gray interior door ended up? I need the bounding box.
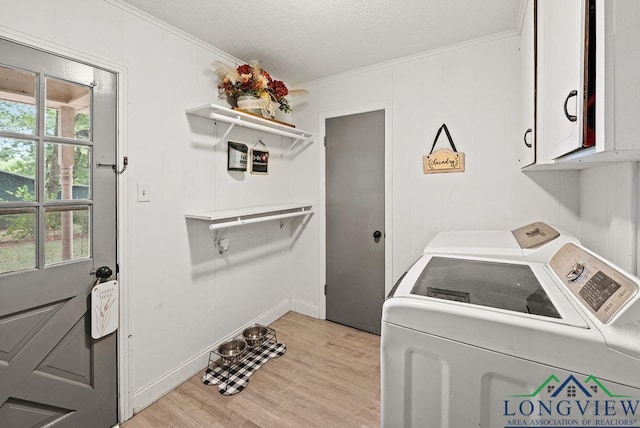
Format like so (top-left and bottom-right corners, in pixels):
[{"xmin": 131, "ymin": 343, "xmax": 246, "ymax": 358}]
[
  {"xmin": 0, "ymin": 38, "xmax": 118, "ymax": 427},
  {"xmin": 326, "ymin": 110, "xmax": 385, "ymax": 335}
]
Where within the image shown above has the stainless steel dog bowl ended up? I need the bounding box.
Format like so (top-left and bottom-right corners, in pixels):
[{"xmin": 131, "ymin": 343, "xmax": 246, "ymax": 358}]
[
  {"xmin": 218, "ymin": 339, "xmax": 247, "ymax": 365},
  {"xmin": 242, "ymin": 325, "xmax": 268, "ymax": 347}
]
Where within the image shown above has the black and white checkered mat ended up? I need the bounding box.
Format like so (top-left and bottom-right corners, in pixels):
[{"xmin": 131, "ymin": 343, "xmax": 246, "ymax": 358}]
[{"xmin": 201, "ymin": 341, "xmax": 286, "ymax": 395}]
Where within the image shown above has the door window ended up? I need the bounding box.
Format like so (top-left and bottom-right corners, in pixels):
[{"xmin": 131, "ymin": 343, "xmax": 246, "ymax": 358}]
[
  {"xmin": 0, "ymin": 65, "xmax": 37, "ymax": 135},
  {"xmin": 0, "ymin": 65, "xmax": 93, "ymax": 274}
]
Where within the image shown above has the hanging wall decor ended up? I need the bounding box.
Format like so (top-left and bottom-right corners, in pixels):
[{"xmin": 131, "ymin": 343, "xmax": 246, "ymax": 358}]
[
  {"xmin": 423, "ymin": 123, "xmax": 465, "ymax": 174},
  {"xmin": 250, "ymin": 139, "xmax": 269, "ymax": 175},
  {"xmin": 228, "ymin": 141, "xmax": 248, "ymax": 171}
]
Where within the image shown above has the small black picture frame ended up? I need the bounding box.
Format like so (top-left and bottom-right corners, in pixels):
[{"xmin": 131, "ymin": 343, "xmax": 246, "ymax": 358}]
[
  {"xmin": 227, "ymin": 141, "xmax": 248, "ymax": 171},
  {"xmin": 250, "ymin": 148, "xmax": 269, "ymax": 175}
]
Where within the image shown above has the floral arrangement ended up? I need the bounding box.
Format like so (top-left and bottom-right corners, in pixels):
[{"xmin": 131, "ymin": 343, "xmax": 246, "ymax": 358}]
[{"xmin": 213, "ymin": 60, "xmax": 291, "ymax": 113}]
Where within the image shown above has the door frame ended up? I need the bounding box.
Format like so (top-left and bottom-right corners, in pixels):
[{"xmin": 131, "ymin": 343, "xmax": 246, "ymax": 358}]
[
  {"xmin": 0, "ymin": 28, "xmax": 133, "ymax": 422},
  {"xmin": 318, "ymin": 102, "xmax": 393, "ymax": 320}
]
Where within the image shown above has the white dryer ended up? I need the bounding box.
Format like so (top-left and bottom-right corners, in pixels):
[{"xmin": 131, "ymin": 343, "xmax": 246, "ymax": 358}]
[
  {"xmin": 381, "ymin": 241, "xmax": 640, "ymax": 427},
  {"xmin": 423, "ymin": 221, "xmax": 580, "ymax": 261}
]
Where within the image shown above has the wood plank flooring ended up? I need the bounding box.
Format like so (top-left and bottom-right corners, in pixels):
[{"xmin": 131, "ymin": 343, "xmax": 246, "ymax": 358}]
[{"xmin": 121, "ymin": 312, "xmax": 381, "ymax": 428}]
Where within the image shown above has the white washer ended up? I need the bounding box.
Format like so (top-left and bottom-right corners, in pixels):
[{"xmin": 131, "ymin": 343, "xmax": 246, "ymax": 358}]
[{"xmin": 381, "ymin": 242, "xmax": 640, "ymax": 427}]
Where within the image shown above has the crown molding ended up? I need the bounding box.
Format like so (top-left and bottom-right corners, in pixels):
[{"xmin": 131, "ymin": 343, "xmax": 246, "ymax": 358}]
[{"xmin": 104, "ymin": 0, "xmax": 242, "ymax": 65}]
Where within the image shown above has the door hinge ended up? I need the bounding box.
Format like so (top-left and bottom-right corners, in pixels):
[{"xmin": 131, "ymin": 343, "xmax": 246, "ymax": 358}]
[
  {"xmin": 324, "ymin": 136, "xmax": 326, "ymax": 147},
  {"xmin": 324, "ymin": 284, "xmax": 327, "ymax": 296}
]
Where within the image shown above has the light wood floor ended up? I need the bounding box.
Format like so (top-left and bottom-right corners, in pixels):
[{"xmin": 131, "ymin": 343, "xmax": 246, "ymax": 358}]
[{"xmin": 121, "ymin": 312, "xmax": 381, "ymax": 428}]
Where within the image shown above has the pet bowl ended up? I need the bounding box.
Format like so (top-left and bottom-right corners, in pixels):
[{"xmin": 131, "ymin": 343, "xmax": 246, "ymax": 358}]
[
  {"xmin": 242, "ymin": 325, "xmax": 268, "ymax": 347},
  {"xmin": 218, "ymin": 339, "xmax": 247, "ymax": 365}
]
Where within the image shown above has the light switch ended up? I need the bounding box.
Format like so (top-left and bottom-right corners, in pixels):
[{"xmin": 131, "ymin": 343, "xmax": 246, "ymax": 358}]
[{"xmin": 137, "ymin": 184, "xmax": 151, "ymax": 202}]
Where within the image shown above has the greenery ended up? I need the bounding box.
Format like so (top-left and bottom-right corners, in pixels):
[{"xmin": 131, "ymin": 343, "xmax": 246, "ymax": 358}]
[
  {"xmin": 0, "ymin": 100, "xmax": 36, "ymax": 134},
  {"xmin": 0, "ymin": 233, "xmax": 90, "ymax": 273},
  {"xmin": 0, "ymin": 102, "xmax": 90, "ymax": 187},
  {"xmin": 1, "ymin": 99, "xmax": 91, "ymax": 243},
  {"xmin": 3, "ymin": 189, "xmax": 34, "ymax": 240}
]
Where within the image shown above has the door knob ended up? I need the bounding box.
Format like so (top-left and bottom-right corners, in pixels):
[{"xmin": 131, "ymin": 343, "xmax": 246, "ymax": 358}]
[
  {"xmin": 95, "ymin": 266, "xmax": 113, "ymax": 282},
  {"xmin": 373, "ymin": 230, "xmax": 382, "ymax": 240}
]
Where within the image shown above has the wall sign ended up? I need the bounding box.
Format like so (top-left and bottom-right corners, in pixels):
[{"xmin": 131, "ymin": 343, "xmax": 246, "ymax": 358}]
[
  {"xmin": 228, "ymin": 141, "xmax": 248, "ymax": 171},
  {"xmin": 423, "ymin": 123, "xmax": 465, "ymax": 174},
  {"xmin": 91, "ymin": 280, "xmax": 119, "ymax": 339},
  {"xmin": 251, "ymin": 140, "xmax": 269, "ymax": 174}
]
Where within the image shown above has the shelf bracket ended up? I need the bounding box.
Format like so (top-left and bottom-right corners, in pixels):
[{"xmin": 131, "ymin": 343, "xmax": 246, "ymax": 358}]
[
  {"xmin": 213, "ymin": 227, "xmax": 229, "ymax": 243},
  {"xmin": 213, "ymin": 122, "xmax": 236, "ymax": 150},
  {"xmin": 279, "ymin": 217, "xmax": 294, "ymax": 228},
  {"xmin": 281, "ymin": 138, "xmax": 304, "ymax": 158}
]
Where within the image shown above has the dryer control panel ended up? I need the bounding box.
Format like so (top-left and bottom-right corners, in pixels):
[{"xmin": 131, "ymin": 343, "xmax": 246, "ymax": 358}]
[{"xmin": 550, "ymin": 243, "xmax": 638, "ymax": 323}]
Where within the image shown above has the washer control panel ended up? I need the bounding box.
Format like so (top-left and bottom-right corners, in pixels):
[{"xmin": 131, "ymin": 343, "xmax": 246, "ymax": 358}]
[{"xmin": 550, "ymin": 243, "xmax": 638, "ymax": 323}]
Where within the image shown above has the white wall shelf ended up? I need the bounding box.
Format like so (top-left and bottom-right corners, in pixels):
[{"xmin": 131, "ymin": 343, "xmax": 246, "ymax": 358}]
[
  {"xmin": 186, "ymin": 103, "xmax": 313, "ymax": 157},
  {"xmin": 185, "ymin": 203, "xmax": 314, "ymax": 230}
]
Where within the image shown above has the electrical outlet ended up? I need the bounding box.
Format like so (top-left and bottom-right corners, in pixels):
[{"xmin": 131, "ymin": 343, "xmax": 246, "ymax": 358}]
[{"xmin": 137, "ymin": 184, "xmax": 151, "ymax": 202}]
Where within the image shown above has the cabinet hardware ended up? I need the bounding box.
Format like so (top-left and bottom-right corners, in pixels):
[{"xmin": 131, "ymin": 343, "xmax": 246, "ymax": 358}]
[
  {"xmin": 563, "ymin": 90, "xmax": 578, "ymax": 122},
  {"xmin": 523, "ymin": 128, "xmax": 532, "ymax": 148}
]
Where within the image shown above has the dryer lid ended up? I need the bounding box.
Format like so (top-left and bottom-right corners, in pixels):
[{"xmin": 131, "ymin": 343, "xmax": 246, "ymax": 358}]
[
  {"xmin": 410, "ymin": 256, "xmax": 561, "ymax": 318},
  {"xmin": 423, "ymin": 230, "xmax": 523, "ymax": 257}
]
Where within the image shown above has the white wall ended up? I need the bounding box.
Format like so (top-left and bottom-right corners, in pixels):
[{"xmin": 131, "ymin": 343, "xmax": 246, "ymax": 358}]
[
  {"xmin": 579, "ymin": 163, "xmax": 638, "ymax": 274},
  {"xmin": 0, "ymin": 0, "xmax": 312, "ymax": 416},
  {"xmin": 292, "ymin": 34, "xmax": 582, "ymax": 309}
]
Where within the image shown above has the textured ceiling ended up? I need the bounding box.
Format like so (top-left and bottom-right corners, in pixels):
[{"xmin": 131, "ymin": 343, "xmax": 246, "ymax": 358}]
[{"xmin": 119, "ymin": 0, "xmax": 522, "ymax": 85}]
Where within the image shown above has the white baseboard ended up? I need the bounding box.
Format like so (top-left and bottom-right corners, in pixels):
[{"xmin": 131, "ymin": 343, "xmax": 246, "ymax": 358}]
[
  {"xmin": 129, "ymin": 298, "xmax": 292, "ymax": 416},
  {"xmin": 290, "ymin": 298, "xmax": 320, "ymax": 318}
]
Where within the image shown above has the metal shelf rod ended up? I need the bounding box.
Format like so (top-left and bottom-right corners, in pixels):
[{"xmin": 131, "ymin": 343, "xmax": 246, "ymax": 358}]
[
  {"xmin": 208, "ymin": 209, "xmax": 312, "ymax": 230},
  {"xmin": 209, "ymin": 112, "xmax": 313, "ymax": 143}
]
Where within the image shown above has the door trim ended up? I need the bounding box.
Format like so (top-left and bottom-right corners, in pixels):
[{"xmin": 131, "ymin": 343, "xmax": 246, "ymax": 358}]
[
  {"xmin": 318, "ymin": 102, "xmax": 393, "ymax": 320},
  {"xmin": 0, "ymin": 28, "xmax": 133, "ymax": 421}
]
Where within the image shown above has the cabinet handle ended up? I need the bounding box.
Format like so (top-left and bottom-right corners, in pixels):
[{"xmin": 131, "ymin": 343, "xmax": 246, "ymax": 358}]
[
  {"xmin": 564, "ymin": 90, "xmax": 578, "ymax": 122},
  {"xmin": 523, "ymin": 128, "xmax": 532, "ymax": 148}
]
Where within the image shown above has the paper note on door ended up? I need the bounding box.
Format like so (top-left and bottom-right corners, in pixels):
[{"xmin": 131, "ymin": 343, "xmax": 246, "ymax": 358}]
[{"xmin": 91, "ymin": 280, "xmax": 119, "ymax": 339}]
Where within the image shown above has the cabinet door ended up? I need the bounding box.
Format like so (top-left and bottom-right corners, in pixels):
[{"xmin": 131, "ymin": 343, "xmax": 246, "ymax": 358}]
[
  {"xmin": 538, "ymin": 0, "xmax": 585, "ymax": 161},
  {"xmin": 519, "ymin": 0, "xmax": 535, "ymax": 167}
]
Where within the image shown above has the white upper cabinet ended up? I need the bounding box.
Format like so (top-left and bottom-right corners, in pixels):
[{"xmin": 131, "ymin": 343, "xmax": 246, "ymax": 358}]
[
  {"xmin": 527, "ymin": 0, "xmax": 640, "ymax": 169},
  {"xmin": 538, "ymin": 0, "xmax": 585, "ymax": 161},
  {"xmin": 519, "ymin": 0, "xmax": 536, "ymax": 167}
]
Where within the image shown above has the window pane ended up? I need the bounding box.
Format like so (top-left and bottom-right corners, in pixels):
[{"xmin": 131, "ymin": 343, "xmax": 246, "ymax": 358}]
[
  {"xmin": 45, "ymin": 143, "xmax": 91, "ymax": 200},
  {"xmin": 45, "ymin": 206, "xmax": 90, "ymax": 265},
  {"xmin": 0, "ymin": 209, "xmax": 36, "ymax": 274},
  {"xmin": 0, "ymin": 65, "xmax": 36, "ymax": 135},
  {"xmin": 45, "ymin": 78, "xmax": 91, "ymax": 140},
  {"xmin": 0, "ymin": 138, "xmax": 36, "ymax": 202}
]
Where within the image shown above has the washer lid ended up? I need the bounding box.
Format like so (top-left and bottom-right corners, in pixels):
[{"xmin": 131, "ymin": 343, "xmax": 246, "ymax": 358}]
[
  {"xmin": 389, "ymin": 254, "xmax": 588, "ymax": 328},
  {"xmin": 411, "ymin": 256, "xmax": 560, "ymax": 318}
]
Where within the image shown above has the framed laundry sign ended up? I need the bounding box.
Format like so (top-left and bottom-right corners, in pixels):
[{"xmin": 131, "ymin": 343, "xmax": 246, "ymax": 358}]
[
  {"xmin": 228, "ymin": 141, "xmax": 248, "ymax": 171},
  {"xmin": 251, "ymin": 140, "xmax": 269, "ymax": 175},
  {"xmin": 423, "ymin": 123, "xmax": 465, "ymax": 174}
]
